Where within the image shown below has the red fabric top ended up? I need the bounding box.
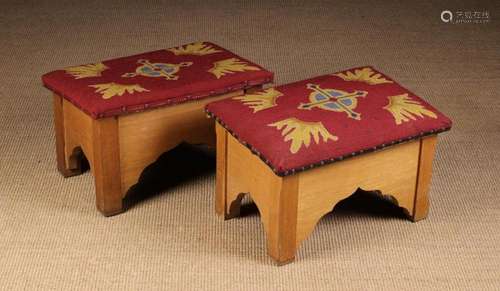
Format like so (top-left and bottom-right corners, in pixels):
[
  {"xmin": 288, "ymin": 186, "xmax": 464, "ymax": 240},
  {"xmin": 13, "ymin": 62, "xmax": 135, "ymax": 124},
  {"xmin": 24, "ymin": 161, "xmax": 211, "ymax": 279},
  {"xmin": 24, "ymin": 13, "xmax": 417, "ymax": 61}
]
[
  {"xmin": 206, "ymin": 66, "xmax": 452, "ymax": 176},
  {"xmin": 42, "ymin": 42, "xmax": 273, "ymax": 119}
]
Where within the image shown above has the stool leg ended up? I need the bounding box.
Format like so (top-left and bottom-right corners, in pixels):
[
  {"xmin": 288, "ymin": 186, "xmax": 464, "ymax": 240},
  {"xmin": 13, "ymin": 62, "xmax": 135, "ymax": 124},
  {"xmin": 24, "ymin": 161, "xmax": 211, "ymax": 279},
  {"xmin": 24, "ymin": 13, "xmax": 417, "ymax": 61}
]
[
  {"xmin": 215, "ymin": 123, "xmax": 228, "ymax": 217},
  {"xmin": 92, "ymin": 117, "xmax": 123, "ymax": 217},
  {"xmin": 53, "ymin": 94, "xmax": 83, "ymax": 177},
  {"xmin": 266, "ymin": 175, "xmax": 299, "ymax": 265},
  {"xmin": 412, "ymin": 136, "xmax": 437, "ymax": 222}
]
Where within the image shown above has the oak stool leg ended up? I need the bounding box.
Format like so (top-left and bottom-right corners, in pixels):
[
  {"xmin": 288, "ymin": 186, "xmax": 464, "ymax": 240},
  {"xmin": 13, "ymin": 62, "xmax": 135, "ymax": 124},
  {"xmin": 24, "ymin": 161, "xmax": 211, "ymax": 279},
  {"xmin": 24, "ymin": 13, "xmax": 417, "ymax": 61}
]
[
  {"xmin": 412, "ymin": 136, "xmax": 437, "ymax": 221},
  {"xmin": 92, "ymin": 117, "xmax": 123, "ymax": 216},
  {"xmin": 266, "ymin": 175, "xmax": 300, "ymax": 265},
  {"xmin": 215, "ymin": 123, "xmax": 228, "ymax": 217}
]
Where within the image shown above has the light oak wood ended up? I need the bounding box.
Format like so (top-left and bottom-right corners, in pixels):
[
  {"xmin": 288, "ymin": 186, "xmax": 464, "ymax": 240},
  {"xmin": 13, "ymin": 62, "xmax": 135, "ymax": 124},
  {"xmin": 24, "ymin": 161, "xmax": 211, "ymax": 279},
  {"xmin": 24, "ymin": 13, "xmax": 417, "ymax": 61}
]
[
  {"xmin": 62, "ymin": 98, "xmax": 94, "ymax": 171},
  {"xmin": 412, "ymin": 136, "xmax": 437, "ymax": 221},
  {"xmin": 52, "ymin": 89, "xmax": 245, "ymax": 216},
  {"xmin": 215, "ymin": 123, "xmax": 228, "ymax": 216},
  {"xmin": 59, "ymin": 97, "xmax": 122, "ymax": 216},
  {"xmin": 118, "ymin": 90, "xmax": 243, "ymax": 193},
  {"xmin": 217, "ymin": 126, "xmax": 439, "ymax": 264},
  {"xmin": 267, "ymin": 174, "xmax": 299, "ymax": 265},
  {"xmin": 295, "ymin": 139, "xmax": 419, "ymax": 248},
  {"xmin": 214, "ymin": 85, "xmax": 263, "ymax": 216},
  {"xmin": 53, "ymin": 95, "xmax": 82, "ymax": 177},
  {"xmin": 225, "ymin": 134, "xmax": 299, "ymax": 263},
  {"xmin": 226, "ymin": 133, "xmax": 279, "ymax": 227},
  {"xmin": 92, "ymin": 117, "xmax": 123, "ymax": 216}
]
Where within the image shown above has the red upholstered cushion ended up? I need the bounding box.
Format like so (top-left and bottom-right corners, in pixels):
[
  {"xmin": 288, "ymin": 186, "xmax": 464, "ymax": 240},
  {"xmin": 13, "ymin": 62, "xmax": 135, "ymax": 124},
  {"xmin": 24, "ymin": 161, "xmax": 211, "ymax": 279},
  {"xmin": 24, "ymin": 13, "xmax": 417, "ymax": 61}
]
[
  {"xmin": 206, "ymin": 66, "xmax": 452, "ymax": 176},
  {"xmin": 42, "ymin": 42, "xmax": 273, "ymax": 119}
]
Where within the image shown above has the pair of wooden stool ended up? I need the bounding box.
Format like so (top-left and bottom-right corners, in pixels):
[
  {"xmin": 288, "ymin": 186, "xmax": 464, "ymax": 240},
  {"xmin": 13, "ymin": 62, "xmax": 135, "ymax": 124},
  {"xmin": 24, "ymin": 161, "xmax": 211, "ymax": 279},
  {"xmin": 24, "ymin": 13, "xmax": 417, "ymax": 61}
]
[{"xmin": 43, "ymin": 42, "xmax": 451, "ymax": 264}]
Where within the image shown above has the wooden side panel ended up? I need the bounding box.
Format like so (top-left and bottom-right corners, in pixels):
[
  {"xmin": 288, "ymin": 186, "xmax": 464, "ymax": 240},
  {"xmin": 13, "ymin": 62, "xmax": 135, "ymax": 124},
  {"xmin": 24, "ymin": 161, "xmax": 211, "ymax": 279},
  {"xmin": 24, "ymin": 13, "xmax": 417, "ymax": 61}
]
[
  {"xmin": 59, "ymin": 98, "xmax": 123, "ymax": 215},
  {"xmin": 296, "ymin": 140, "xmax": 421, "ymax": 247},
  {"xmin": 62, "ymin": 98, "xmax": 94, "ymax": 170},
  {"xmin": 226, "ymin": 134, "xmax": 300, "ymax": 264},
  {"xmin": 413, "ymin": 135, "xmax": 438, "ymax": 221},
  {"xmin": 118, "ymin": 90, "xmax": 243, "ymax": 192},
  {"xmin": 226, "ymin": 134, "xmax": 281, "ymax": 238},
  {"xmin": 226, "ymin": 134, "xmax": 299, "ymax": 265}
]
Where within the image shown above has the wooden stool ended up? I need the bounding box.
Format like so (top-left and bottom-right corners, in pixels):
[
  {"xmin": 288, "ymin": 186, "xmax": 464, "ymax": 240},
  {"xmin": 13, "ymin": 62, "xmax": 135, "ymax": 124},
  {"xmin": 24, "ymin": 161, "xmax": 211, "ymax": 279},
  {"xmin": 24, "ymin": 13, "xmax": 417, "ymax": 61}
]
[
  {"xmin": 43, "ymin": 42, "xmax": 273, "ymax": 216},
  {"xmin": 206, "ymin": 67, "xmax": 452, "ymax": 264}
]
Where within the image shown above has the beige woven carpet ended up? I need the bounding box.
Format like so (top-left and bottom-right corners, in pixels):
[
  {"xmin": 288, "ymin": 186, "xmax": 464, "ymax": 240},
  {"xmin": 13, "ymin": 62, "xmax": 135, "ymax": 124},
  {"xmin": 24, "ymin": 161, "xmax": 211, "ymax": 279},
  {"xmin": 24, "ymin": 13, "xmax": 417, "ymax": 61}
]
[{"xmin": 1, "ymin": 0, "xmax": 499, "ymax": 290}]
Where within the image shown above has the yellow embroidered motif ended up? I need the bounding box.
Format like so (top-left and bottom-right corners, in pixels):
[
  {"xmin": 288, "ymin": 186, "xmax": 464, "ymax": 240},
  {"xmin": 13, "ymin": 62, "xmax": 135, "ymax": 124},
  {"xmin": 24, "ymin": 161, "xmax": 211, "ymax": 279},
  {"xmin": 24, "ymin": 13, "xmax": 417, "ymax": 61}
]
[
  {"xmin": 334, "ymin": 67, "xmax": 393, "ymax": 85},
  {"xmin": 167, "ymin": 42, "xmax": 222, "ymax": 56},
  {"xmin": 65, "ymin": 63, "xmax": 108, "ymax": 79},
  {"xmin": 208, "ymin": 58, "xmax": 260, "ymax": 79},
  {"xmin": 384, "ymin": 93, "xmax": 437, "ymax": 125},
  {"xmin": 269, "ymin": 118, "xmax": 338, "ymax": 154},
  {"xmin": 90, "ymin": 83, "xmax": 149, "ymax": 100},
  {"xmin": 233, "ymin": 88, "xmax": 283, "ymax": 113},
  {"xmin": 122, "ymin": 59, "xmax": 192, "ymax": 81}
]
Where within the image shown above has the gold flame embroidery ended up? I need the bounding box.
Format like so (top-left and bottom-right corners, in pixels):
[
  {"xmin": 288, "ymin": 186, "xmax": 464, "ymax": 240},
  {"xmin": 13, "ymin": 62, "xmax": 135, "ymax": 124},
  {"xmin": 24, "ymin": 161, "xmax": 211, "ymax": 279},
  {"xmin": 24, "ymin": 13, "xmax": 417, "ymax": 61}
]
[
  {"xmin": 334, "ymin": 67, "xmax": 393, "ymax": 85},
  {"xmin": 167, "ymin": 42, "xmax": 222, "ymax": 56},
  {"xmin": 89, "ymin": 83, "xmax": 149, "ymax": 100},
  {"xmin": 208, "ymin": 58, "xmax": 260, "ymax": 79},
  {"xmin": 269, "ymin": 118, "xmax": 338, "ymax": 154},
  {"xmin": 65, "ymin": 63, "xmax": 108, "ymax": 79},
  {"xmin": 384, "ymin": 93, "xmax": 437, "ymax": 125},
  {"xmin": 233, "ymin": 88, "xmax": 283, "ymax": 113}
]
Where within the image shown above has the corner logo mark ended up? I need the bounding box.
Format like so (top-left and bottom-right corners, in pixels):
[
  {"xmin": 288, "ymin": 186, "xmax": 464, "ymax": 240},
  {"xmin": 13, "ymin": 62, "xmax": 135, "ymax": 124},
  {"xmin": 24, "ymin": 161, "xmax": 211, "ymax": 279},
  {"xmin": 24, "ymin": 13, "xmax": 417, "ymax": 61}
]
[
  {"xmin": 441, "ymin": 10, "xmax": 490, "ymax": 24},
  {"xmin": 441, "ymin": 10, "xmax": 453, "ymax": 23}
]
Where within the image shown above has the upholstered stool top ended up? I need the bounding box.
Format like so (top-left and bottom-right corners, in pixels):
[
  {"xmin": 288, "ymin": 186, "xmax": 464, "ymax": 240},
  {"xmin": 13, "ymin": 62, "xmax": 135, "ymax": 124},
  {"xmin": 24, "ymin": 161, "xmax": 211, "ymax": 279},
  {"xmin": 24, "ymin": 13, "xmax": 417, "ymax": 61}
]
[
  {"xmin": 206, "ymin": 66, "xmax": 452, "ymax": 176},
  {"xmin": 43, "ymin": 42, "xmax": 273, "ymax": 119}
]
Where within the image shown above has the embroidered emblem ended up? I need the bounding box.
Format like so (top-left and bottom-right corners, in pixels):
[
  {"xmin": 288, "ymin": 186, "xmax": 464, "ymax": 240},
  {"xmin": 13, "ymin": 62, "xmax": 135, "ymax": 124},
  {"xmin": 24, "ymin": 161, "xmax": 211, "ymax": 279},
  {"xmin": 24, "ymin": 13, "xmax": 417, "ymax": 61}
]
[
  {"xmin": 334, "ymin": 67, "xmax": 393, "ymax": 85},
  {"xmin": 298, "ymin": 83, "xmax": 367, "ymax": 120},
  {"xmin": 269, "ymin": 118, "xmax": 338, "ymax": 154},
  {"xmin": 122, "ymin": 59, "xmax": 192, "ymax": 80},
  {"xmin": 167, "ymin": 42, "xmax": 222, "ymax": 56},
  {"xmin": 208, "ymin": 58, "xmax": 261, "ymax": 79},
  {"xmin": 233, "ymin": 88, "xmax": 283, "ymax": 113},
  {"xmin": 65, "ymin": 63, "xmax": 108, "ymax": 79},
  {"xmin": 384, "ymin": 93, "xmax": 437, "ymax": 125},
  {"xmin": 90, "ymin": 83, "xmax": 149, "ymax": 99}
]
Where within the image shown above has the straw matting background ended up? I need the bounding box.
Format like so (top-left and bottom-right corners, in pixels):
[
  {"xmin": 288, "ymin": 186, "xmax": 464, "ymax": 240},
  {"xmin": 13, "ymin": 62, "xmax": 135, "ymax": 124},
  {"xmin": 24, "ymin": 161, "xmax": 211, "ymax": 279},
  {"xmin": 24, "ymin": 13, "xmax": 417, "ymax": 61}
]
[{"xmin": 0, "ymin": 0, "xmax": 499, "ymax": 290}]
